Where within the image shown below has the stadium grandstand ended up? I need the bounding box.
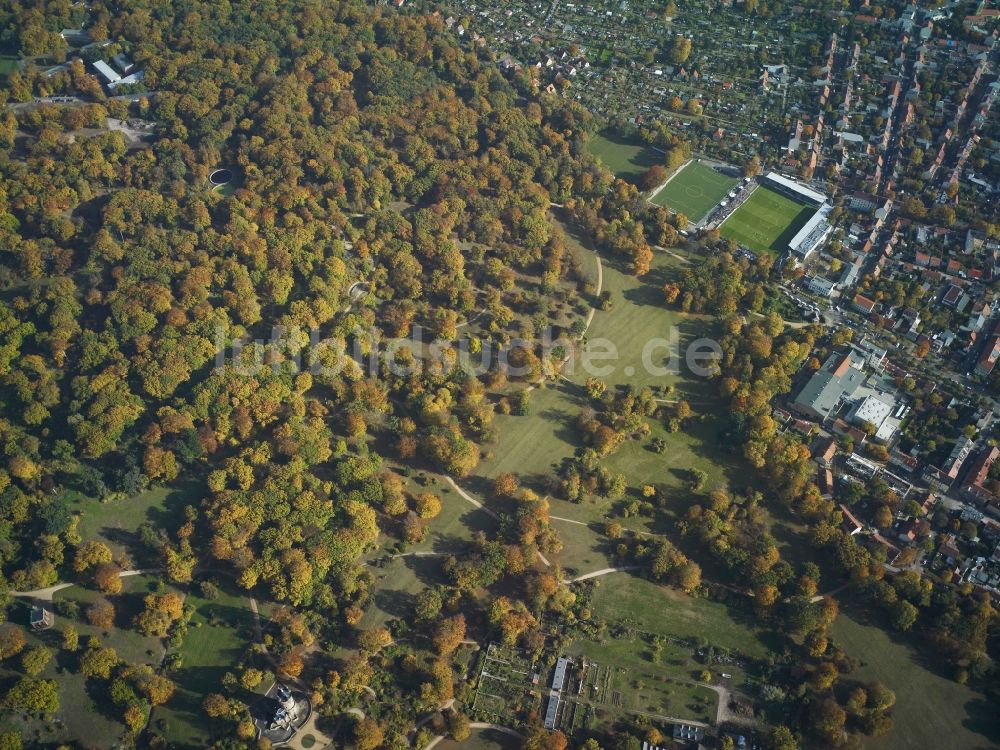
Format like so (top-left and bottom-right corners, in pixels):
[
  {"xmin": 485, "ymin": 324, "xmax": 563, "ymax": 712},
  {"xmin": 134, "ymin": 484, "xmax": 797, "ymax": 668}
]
[
  {"xmin": 763, "ymin": 172, "xmax": 832, "ymax": 259},
  {"xmin": 788, "ymin": 202, "xmax": 834, "ymax": 259},
  {"xmin": 763, "ymin": 171, "xmax": 827, "ymax": 205}
]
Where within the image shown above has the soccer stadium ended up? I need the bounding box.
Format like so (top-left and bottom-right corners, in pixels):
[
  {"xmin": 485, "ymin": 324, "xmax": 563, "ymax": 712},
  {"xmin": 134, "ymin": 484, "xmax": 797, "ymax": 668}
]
[{"xmin": 718, "ymin": 172, "xmax": 832, "ymax": 258}]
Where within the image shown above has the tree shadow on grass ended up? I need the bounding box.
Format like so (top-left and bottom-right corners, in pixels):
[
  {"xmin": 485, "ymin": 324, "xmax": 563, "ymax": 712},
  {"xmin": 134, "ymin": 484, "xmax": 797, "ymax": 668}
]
[
  {"xmin": 961, "ymin": 698, "xmax": 1000, "ymax": 748},
  {"xmin": 82, "ymin": 674, "xmax": 125, "ymax": 724},
  {"xmin": 371, "ymin": 588, "xmax": 415, "ymax": 622},
  {"xmin": 194, "ymin": 601, "xmax": 254, "ymax": 632},
  {"xmin": 622, "ymin": 282, "xmax": 668, "ymax": 308},
  {"xmin": 402, "ymin": 554, "xmax": 443, "ymax": 587},
  {"xmin": 642, "ymin": 261, "xmax": 674, "ymax": 288},
  {"xmin": 475, "ymin": 727, "xmax": 521, "ymax": 749},
  {"xmin": 114, "ymin": 589, "xmax": 153, "ymax": 630},
  {"xmin": 457, "ymin": 473, "xmax": 501, "ymax": 505},
  {"xmin": 429, "ymin": 531, "xmax": 479, "ymax": 557}
]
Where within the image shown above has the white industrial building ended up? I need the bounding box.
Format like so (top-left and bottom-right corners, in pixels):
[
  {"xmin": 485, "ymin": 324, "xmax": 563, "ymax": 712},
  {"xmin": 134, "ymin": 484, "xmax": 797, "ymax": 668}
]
[
  {"xmin": 848, "ymin": 390, "xmax": 902, "ymax": 443},
  {"xmin": 92, "ymin": 59, "xmax": 121, "ymax": 85},
  {"xmin": 807, "ymin": 275, "xmax": 836, "ymax": 297},
  {"xmin": 849, "ymin": 393, "xmax": 894, "ymax": 428}
]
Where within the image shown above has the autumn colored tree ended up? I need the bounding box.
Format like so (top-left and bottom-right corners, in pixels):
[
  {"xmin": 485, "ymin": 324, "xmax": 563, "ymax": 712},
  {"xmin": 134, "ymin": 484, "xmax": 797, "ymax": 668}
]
[
  {"xmin": 277, "ymin": 651, "xmax": 304, "ymax": 679},
  {"xmin": 494, "ymin": 472, "xmax": 519, "ymax": 497},
  {"xmin": 447, "ymin": 710, "xmax": 471, "ymax": 741},
  {"xmin": 240, "ymin": 668, "xmax": 264, "ymax": 691},
  {"xmin": 413, "ymin": 492, "xmax": 442, "ymax": 519},
  {"xmin": 73, "ymin": 540, "xmax": 113, "ymax": 574},
  {"xmin": 135, "ymin": 592, "xmax": 185, "ymax": 636},
  {"xmin": 2, "ymin": 678, "xmax": 59, "ymax": 713},
  {"xmin": 641, "ymin": 164, "xmax": 668, "ymax": 191},
  {"xmin": 357, "ymin": 627, "xmax": 393, "ymax": 654},
  {"xmin": 432, "ymin": 614, "xmax": 467, "ymax": 656},
  {"xmin": 0, "ymin": 626, "xmax": 27, "ymax": 661},
  {"xmin": 93, "ymin": 562, "xmax": 123, "ymax": 594},
  {"xmin": 87, "ymin": 599, "xmax": 116, "ymax": 630},
  {"xmin": 202, "ymin": 693, "xmax": 230, "ymax": 718},
  {"xmin": 20, "ymin": 646, "xmax": 52, "ymax": 676},
  {"xmin": 131, "ymin": 672, "xmax": 174, "ymax": 706},
  {"xmin": 62, "ymin": 625, "xmax": 79, "ymax": 652},
  {"xmin": 354, "ymin": 717, "xmax": 384, "ymax": 750},
  {"xmin": 80, "ymin": 645, "xmax": 119, "ymax": 679}
]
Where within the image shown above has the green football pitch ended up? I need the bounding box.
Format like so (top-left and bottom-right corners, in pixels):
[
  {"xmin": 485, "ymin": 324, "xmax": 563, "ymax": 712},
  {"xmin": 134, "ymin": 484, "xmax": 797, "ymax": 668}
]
[
  {"xmin": 719, "ymin": 184, "xmax": 816, "ymax": 255},
  {"xmin": 650, "ymin": 160, "xmax": 738, "ymax": 221}
]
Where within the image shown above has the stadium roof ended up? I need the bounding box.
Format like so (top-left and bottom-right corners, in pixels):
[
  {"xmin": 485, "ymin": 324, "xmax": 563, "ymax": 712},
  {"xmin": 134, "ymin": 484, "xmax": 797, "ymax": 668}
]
[
  {"xmin": 789, "ymin": 203, "xmax": 833, "ymax": 256},
  {"xmin": 765, "ymin": 171, "xmax": 827, "ymax": 204}
]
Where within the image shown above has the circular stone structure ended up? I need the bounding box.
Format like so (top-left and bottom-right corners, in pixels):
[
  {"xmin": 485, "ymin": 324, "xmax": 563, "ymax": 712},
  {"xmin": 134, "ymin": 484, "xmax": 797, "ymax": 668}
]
[{"xmin": 209, "ymin": 168, "xmax": 234, "ymax": 186}]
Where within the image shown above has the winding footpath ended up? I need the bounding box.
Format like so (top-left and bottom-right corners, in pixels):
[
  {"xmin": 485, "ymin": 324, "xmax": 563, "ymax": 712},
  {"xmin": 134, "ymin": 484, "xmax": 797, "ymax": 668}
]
[
  {"xmin": 11, "ymin": 568, "xmax": 160, "ymax": 601},
  {"xmin": 444, "ymin": 476, "xmax": 552, "ymax": 568},
  {"xmin": 564, "ymin": 566, "xmax": 637, "ymax": 584}
]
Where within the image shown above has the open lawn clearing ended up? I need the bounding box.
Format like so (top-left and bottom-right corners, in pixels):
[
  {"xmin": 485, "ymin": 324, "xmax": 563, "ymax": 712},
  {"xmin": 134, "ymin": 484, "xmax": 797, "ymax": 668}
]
[
  {"xmin": 474, "ymin": 252, "xmax": 719, "ymax": 488},
  {"xmin": 719, "ymin": 185, "xmax": 815, "ymax": 255},
  {"xmin": 543, "ymin": 511, "xmax": 616, "ymax": 575},
  {"xmin": 0, "ymin": 56, "xmax": 19, "ymax": 77},
  {"xmin": 467, "ymin": 249, "xmax": 770, "ymax": 574},
  {"xmin": 831, "ymin": 609, "xmax": 1000, "ymax": 750},
  {"xmin": 71, "ymin": 481, "xmax": 198, "ymax": 564},
  {"xmin": 572, "ymin": 251, "xmax": 715, "ymax": 393},
  {"xmin": 476, "ymin": 382, "xmax": 584, "ymax": 489},
  {"xmin": 53, "ymin": 573, "xmax": 170, "ymax": 664},
  {"xmin": 397, "ymin": 473, "xmax": 498, "ymax": 555},
  {"xmin": 586, "ymin": 574, "xmax": 776, "ymax": 661},
  {"xmin": 587, "ymin": 132, "xmax": 661, "ymax": 184},
  {"xmin": 151, "ymin": 586, "xmax": 256, "ymax": 748},
  {"xmin": 651, "ymin": 161, "xmax": 738, "ymax": 222},
  {"xmin": 4, "ymin": 669, "xmax": 132, "ymax": 749},
  {"xmin": 358, "ymin": 555, "xmax": 441, "ymax": 633},
  {"xmin": 435, "ymin": 728, "xmax": 520, "ymax": 750},
  {"xmin": 1, "ymin": 577, "xmax": 167, "ymax": 748}
]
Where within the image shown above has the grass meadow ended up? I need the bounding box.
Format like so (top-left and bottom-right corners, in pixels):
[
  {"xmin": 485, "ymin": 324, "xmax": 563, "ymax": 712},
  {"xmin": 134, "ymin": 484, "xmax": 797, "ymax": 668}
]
[
  {"xmin": 1, "ymin": 576, "xmax": 168, "ymax": 748},
  {"xmin": 0, "ymin": 56, "xmax": 19, "ymax": 77},
  {"xmin": 587, "ymin": 132, "xmax": 661, "ymax": 184},
  {"xmin": 470, "ymin": 243, "xmax": 757, "ymax": 574},
  {"xmin": 71, "ymin": 481, "xmax": 199, "ymax": 565},
  {"xmin": 151, "ymin": 586, "xmax": 256, "ymax": 748},
  {"xmin": 831, "ymin": 609, "xmax": 1000, "ymax": 750},
  {"xmin": 586, "ymin": 574, "xmax": 774, "ymax": 659},
  {"xmin": 435, "ymin": 727, "xmax": 520, "ymax": 750}
]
